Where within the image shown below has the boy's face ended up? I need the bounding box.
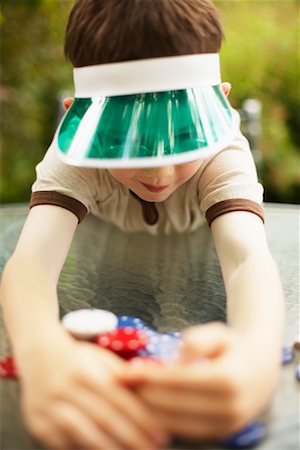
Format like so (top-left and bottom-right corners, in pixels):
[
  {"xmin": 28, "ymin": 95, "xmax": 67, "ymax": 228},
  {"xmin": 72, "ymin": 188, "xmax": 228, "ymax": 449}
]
[
  {"xmin": 108, "ymin": 159, "xmax": 202, "ymax": 202},
  {"xmin": 106, "ymin": 84, "xmax": 232, "ymax": 201},
  {"xmin": 63, "ymin": 85, "xmax": 231, "ymax": 200}
]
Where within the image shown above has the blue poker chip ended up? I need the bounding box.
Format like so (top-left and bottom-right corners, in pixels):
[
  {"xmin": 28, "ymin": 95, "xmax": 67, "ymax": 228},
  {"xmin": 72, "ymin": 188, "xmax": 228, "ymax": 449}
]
[
  {"xmin": 165, "ymin": 331, "xmax": 181, "ymax": 338},
  {"xmin": 295, "ymin": 364, "xmax": 300, "ymax": 382},
  {"xmin": 117, "ymin": 316, "xmax": 146, "ymax": 329},
  {"xmin": 281, "ymin": 346, "xmax": 295, "ymax": 365},
  {"xmin": 136, "ymin": 327, "xmax": 158, "ymax": 357},
  {"xmin": 219, "ymin": 421, "xmax": 266, "ymax": 449},
  {"xmin": 140, "ymin": 330, "xmax": 182, "ymax": 361}
]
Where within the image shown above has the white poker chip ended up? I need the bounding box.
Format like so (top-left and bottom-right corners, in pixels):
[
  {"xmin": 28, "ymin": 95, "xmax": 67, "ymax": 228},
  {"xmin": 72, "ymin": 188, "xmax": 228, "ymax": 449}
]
[{"xmin": 62, "ymin": 309, "xmax": 118, "ymax": 339}]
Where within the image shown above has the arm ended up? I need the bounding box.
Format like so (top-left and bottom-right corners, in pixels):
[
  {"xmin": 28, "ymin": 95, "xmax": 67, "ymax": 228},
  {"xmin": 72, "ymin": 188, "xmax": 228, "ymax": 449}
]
[
  {"xmin": 211, "ymin": 210, "xmax": 284, "ymax": 358},
  {"xmin": 1, "ymin": 205, "xmax": 78, "ymax": 358},
  {"xmin": 1, "ymin": 205, "xmax": 167, "ymax": 450},
  {"xmin": 121, "ymin": 211, "xmax": 284, "ymax": 439}
]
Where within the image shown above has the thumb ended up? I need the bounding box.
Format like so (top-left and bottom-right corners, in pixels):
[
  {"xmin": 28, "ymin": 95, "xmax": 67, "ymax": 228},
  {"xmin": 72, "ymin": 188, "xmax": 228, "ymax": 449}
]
[{"xmin": 180, "ymin": 322, "xmax": 233, "ymax": 362}]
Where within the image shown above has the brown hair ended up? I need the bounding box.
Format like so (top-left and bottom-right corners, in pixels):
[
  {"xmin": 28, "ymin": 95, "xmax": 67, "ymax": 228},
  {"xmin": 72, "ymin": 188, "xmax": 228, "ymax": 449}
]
[{"xmin": 65, "ymin": 0, "xmax": 224, "ymax": 67}]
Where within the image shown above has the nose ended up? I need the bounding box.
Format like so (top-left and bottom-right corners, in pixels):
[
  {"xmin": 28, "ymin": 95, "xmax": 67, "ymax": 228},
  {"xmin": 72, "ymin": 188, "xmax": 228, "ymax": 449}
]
[{"xmin": 143, "ymin": 166, "xmax": 175, "ymax": 178}]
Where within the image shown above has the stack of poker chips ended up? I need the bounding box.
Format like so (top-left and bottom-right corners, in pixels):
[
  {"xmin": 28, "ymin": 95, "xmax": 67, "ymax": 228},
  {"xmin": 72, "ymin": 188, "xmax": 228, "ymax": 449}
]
[{"xmin": 61, "ymin": 309, "xmax": 182, "ymax": 363}]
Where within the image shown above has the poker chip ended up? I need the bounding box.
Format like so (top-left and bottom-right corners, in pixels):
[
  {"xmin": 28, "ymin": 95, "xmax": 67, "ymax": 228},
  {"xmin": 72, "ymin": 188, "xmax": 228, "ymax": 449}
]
[
  {"xmin": 0, "ymin": 356, "xmax": 18, "ymax": 379},
  {"xmin": 62, "ymin": 309, "xmax": 118, "ymax": 340},
  {"xmin": 295, "ymin": 364, "xmax": 300, "ymax": 382},
  {"xmin": 95, "ymin": 327, "xmax": 149, "ymax": 358},
  {"xmin": 219, "ymin": 420, "xmax": 266, "ymax": 449},
  {"xmin": 165, "ymin": 331, "xmax": 181, "ymax": 338},
  {"xmin": 292, "ymin": 335, "xmax": 300, "ymax": 351},
  {"xmin": 117, "ymin": 316, "xmax": 146, "ymax": 329},
  {"xmin": 281, "ymin": 346, "xmax": 295, "ymax": 365},
  {"xmin": 140, "ymin": 330, "xmax": 182, "ymax": 362}
]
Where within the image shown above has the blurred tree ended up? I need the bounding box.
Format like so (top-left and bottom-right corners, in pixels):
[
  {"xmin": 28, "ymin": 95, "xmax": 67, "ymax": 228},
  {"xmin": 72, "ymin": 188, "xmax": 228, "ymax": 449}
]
[
  {"xmin": 1, "ymin": 0, "xmax": 72, "ymax": 203},
  {"xmin": 1, "ymin": 0, "xmax": 299, "ymax": 204},
  {"xmin": 216, "ymin": 0, "xmax": 300, "ymax": 203}
]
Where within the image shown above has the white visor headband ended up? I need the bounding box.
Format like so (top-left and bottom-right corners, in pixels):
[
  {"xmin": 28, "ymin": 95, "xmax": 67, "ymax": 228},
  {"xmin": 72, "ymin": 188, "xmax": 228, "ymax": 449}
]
[
  {"xmin": 73, "ymin": 53, "xmax": 221, "ymax": 97},
  {"xmin": 55, "ymin": 53, "xmax": 234, "ymax": 168}
]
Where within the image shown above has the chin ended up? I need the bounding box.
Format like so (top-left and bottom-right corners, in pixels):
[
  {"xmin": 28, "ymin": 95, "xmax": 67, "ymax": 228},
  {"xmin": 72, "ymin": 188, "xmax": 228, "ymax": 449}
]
[{"xmin": 136, "ymin": 190, "xmax": 172, "ymax": 202}]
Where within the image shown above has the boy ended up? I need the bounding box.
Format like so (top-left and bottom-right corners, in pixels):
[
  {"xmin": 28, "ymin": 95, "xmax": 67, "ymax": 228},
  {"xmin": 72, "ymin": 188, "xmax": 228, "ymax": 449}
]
[{"xmin": 1, "ymin": 1, "xmax": 284, "ymax": 449}]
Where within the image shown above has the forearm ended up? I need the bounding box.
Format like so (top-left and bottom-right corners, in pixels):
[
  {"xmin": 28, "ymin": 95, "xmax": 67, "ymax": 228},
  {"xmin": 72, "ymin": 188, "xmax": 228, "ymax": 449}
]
[
  {"xmin": 225, "ymin": 251, "xmax": 284, "ymax": 354},
  {"xmin": 0, "ymin": 254, "xmax": 66, "ymax": 360}
]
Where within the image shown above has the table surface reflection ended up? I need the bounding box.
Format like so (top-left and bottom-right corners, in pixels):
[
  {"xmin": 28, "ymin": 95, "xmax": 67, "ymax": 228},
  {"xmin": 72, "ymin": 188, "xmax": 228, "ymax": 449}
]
[{"xmin": 0, "ymin": 203, "xmax": 299, "ymax": 450}]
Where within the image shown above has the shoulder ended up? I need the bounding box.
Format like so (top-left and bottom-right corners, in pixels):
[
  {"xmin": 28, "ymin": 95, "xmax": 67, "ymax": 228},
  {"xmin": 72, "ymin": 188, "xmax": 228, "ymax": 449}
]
[
  {"xmin": 197, "ymin": 109, "xmax": 264, "ymax": 227},
  {"xmin": 31, "ymin": 141, "xmax": 117, "ymax": 221}
]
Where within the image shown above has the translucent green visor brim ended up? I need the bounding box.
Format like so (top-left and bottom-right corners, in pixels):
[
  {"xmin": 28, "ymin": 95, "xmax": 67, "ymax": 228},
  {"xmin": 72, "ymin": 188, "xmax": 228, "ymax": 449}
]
[{"xmin": 55, "ymin": 85, "xmax": 234, "ymax": 168}]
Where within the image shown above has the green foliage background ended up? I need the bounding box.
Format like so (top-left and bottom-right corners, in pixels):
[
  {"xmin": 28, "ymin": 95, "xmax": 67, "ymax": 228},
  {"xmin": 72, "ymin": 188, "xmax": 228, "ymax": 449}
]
[{"xmin": 1, "ymin": 0, "xmax": 299, "ymax": 204}]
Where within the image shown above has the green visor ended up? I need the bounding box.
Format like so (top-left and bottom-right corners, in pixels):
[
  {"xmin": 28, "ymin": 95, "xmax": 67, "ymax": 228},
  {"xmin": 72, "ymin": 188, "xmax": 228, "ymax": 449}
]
[{"xmin": 54, "ymin": 55, "xmax": 235, "ymax": 168}]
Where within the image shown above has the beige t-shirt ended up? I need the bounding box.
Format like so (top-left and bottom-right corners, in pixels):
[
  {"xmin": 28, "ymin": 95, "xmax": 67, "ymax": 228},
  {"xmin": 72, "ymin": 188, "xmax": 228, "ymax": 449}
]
[{"xmin": 30, "ymin": 109, "xmax": 264, "ymax": 234}]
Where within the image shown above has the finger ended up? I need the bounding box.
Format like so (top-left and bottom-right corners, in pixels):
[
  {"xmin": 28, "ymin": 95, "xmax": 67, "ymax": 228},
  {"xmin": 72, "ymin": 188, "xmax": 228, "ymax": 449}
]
[
  {"xmin": 137, "ymin": 384, "xmax": 232, "ymax": 418},
  {"xmin": 105, "ymin": 385, "xmax": 167, "ymax": 442},
  {"xmin": 148, "ymin": 409, "xmax": 233, "ymax": 440},
  {"xmin": 53, "ymin": 403, "xmax": 123, "ymax": 450},
  {"xmin": 93, "ymin": 347, "xmax": 126, "ymax": 373},
  {"xmin": 79, "ymin": 364, "xmax": 167, "ymax": 440},
  {"xmin": 40, "ymin": 430, "xmax": 70, "ymax": 450},
  {"xmin": 63, "ymin": 97, "xmax": 74, "ymax": 110},
  {"xmin": 221, "ymin": 82, "xmax": 231, "ymax": 98},
  {"xmin": 180, "ymin": 322, "xmax": 234, "ymax": 361},
  {"xmin": 77, "ymin": 344, "xmax": 126, "ymax": 376},
  {"xmin": 67, "ymin": 351, "xmax": 166, "ymax": 443},
  {"xmin": 72, "ymin": 388, "xmax": 167, "ymax": 450},
  {"xmin": 95, "ymin": 383, "xmax": 169, "ymax": 446},
  {"xmin": 26, "ymin": 416, "xmax": 71, "ymax": 450},
  {"xmin": 121, "ymin": 362, "xmax": 227, "ymax": 393}
]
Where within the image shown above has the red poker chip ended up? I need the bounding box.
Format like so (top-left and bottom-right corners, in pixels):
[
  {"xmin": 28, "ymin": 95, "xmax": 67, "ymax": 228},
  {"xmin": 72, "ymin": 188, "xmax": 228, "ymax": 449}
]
[
  {"xmin": 95, "ymin": 327, "xmax": 148, "ymax": 357},
  {"xmin": 0, "ymin": 356, "xmax": 18, "ymax": 379}
]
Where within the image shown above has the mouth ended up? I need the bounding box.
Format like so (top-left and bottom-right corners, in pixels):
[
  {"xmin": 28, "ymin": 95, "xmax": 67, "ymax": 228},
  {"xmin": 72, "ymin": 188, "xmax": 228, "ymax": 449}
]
[{"xmin": 140, "ymin": 182, "xmax": 169, "ymax": 193}]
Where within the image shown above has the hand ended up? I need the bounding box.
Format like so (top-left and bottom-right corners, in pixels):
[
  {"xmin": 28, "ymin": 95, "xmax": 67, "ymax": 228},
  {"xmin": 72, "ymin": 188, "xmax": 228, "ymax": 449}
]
[
  {"xmin": 122, "ymin": 322, "xmax": 280, "ymax": 440},
  {"xmin": 19, "ymin": 330, "xmax": 168, "ymax": 450},
  {"xmin": 62, "ymin": 82, "xmax": 231, "ymax": 111}
]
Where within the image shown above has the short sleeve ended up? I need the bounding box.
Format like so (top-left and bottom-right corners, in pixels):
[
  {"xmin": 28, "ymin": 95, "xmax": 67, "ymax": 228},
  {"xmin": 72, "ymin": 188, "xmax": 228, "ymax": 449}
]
[
  {"xmin": 198, "ymin": 111, "xmax": 264, "ymax": 226},
  {"xmin": 30, "ymin": 141, "xmax": 98, "ymax": 223}
]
